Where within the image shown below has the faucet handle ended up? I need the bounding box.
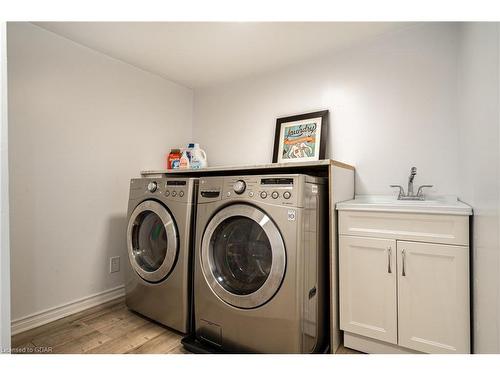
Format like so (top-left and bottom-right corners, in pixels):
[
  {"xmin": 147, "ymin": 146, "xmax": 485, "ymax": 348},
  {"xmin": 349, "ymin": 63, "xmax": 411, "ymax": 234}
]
[
  {"xmin": 390, "ymin": 185, "xmax": 405, "ymax": 199},
  {"xmin": 416, "ymin": 185, "xmax": 433, "ymax": 197}
]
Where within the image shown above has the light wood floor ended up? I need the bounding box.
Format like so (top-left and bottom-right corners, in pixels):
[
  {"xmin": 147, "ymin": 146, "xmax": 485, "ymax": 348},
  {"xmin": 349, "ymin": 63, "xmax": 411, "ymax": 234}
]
[{"xmin": 11, "ymin": 298, "xmax": 361, "ymax": 354}]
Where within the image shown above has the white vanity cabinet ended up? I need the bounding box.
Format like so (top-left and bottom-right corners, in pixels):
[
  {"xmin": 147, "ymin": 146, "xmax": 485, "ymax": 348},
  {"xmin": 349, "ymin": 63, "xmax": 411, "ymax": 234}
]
[
  {"xmin": 337, "ymin": 197, "xmax": 472, "ymax": 354},
  {"xmin": 397, "ymin": 241, "xmax": 470, "ymax": 354},
  {"xmin": 339, "ymin": 236, "xmax": 398, "ymax": 344}
]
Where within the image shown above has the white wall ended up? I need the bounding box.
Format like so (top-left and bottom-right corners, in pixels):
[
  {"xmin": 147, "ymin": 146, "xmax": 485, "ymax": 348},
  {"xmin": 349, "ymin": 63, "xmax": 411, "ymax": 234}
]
[
  {"xmin": 7, "ymin": 23, "xmax": 193, "ymax": 322},
  {"xmin": 193, "ymin": 23, "xmax": 460, "ymax": 196},
  {"xmin": 457, "ymin": 22, "xmax": 500, "ymax": 354},
  {"xmin": 0, "ymin": 21, "xmax": 11, "ymax": 351}
]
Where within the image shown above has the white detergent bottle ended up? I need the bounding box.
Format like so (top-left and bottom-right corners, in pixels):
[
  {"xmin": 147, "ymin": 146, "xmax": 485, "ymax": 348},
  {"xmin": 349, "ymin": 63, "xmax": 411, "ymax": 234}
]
[
  {"xmin": 188, "ymin": 143, "xmax": 208, "ymax": 169},
  {"xmin": 179, "ymin": 149, "xmax": 190, "ymax": 169}
]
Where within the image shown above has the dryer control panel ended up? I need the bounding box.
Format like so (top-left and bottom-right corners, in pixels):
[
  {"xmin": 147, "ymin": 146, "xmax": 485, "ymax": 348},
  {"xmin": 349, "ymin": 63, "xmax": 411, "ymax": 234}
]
[{"xmin": 129, "ymin": 178, "xmax": 197, "ymax": 204}]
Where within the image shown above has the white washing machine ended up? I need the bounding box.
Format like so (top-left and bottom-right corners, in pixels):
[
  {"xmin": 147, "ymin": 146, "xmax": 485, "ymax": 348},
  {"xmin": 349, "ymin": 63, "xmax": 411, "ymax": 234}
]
[
  {"xmin": 125, "ymin": 177, "xmax": 198, "ymax": 333},
  {"xmin": 194, "ymin": 174, "xmax": 328, "ymax": 353}
]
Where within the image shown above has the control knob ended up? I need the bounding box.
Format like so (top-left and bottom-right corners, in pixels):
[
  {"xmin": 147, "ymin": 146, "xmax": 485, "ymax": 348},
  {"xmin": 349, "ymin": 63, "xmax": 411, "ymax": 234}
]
[
  {"xmin": 147, "ymin": 181, "xmax": 157, "ymax": 193},
  {"xmin": 233, "ymin": 180, "xmax": 246, "ymax": 194},
  {"xmin": 283, "ymin": 191, "xmax": 291, "ymax": 199}
]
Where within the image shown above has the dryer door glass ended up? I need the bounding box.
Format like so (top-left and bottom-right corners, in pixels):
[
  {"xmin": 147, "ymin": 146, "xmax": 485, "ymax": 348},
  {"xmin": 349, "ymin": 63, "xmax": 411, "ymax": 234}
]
[
  {"xmin": 132, "ymin": 211, "xmax": 168, "ymax": 272},
  {"xmin": 211, "ymin": 216, "xmax": 272, "ymax": 295},
  {"xmin": 201, "ymin": 204, "xmax": 286, "ymax": 309},
  {"xmin": 127, "ymin": 200, "xmax": 178, "ymax": 283}
]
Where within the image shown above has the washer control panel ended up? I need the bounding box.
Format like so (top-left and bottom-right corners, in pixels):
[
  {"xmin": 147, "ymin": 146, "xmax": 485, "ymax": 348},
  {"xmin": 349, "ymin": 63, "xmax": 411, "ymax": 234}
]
[
  {"xmin": 221, "ymin": 175, "xmax": 298, "ymax": 206},
  {"xmin": 198, "ymin": 175, "xmax": 323, "ymax": 207}
]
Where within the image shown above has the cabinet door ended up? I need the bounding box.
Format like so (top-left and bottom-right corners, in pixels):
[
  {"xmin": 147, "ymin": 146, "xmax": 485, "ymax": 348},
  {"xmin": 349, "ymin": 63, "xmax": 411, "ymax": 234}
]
[
  {"xmin": 340, "ymin": 236, "xmax": 398, "ymax": 344},
  {"xmin": 397, "ymin": 241, "xmax": 470, "ymax": 353}
]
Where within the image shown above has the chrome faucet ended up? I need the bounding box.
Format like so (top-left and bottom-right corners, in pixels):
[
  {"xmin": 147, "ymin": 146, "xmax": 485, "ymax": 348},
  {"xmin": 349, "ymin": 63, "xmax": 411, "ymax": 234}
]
[
  {"xmin": 390, "ymin": 167, "xmax": 433, "ymax": 200},
  {"xmin": 408, "ymin": 167, "xmax": 417, "ymax": 196}
]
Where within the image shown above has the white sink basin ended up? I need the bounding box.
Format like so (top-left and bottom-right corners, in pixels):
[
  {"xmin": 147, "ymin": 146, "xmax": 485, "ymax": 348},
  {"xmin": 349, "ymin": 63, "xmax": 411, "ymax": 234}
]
[{"xmin": 336, "ymin": 195, "xmax": 472, "ymax": 216}]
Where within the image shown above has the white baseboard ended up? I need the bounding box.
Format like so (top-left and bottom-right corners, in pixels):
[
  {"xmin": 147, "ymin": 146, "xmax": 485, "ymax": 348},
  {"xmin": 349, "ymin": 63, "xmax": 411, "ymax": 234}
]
[{"xmin": 11, "ymin": 285, "xmax": 125, "ymax": 336}]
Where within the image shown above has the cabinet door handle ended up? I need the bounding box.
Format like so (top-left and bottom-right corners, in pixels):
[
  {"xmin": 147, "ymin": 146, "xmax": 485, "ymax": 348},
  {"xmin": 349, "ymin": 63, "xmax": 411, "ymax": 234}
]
[
  {"xmin": 387, "ymin": 246, "xmax": 392, "ymax": 274},
  {"xmin": 402, "ymin": 249, "xmax": 406, "ymax": 276}
]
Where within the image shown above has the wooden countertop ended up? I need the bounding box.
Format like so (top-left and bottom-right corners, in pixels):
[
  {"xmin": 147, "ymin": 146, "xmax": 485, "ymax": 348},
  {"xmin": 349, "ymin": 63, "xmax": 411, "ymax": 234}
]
[{"xmin": 141, "ymin": 159, "xmax": 354, "ymax": 177}]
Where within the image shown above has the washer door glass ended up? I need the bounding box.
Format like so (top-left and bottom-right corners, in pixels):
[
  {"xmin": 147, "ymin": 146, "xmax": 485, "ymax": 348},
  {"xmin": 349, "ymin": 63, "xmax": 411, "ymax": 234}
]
[
  {"xmin": 127, "ymin": 200, "xmax": 178, "ymax": 283},
  {"xmin": 201, "ymin": 204, "xmax": 286, "ymax": 309},
  {"xmin": 211, "ymin": 216, "xmax": 272, "ymax": 295}
]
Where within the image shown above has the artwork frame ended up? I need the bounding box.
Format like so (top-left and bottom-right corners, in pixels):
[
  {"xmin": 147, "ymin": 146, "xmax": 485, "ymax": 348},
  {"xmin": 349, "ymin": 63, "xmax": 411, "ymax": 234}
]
[{"xmin": 272, "ymin": 110, "xmax": 329, "ymax": 163}]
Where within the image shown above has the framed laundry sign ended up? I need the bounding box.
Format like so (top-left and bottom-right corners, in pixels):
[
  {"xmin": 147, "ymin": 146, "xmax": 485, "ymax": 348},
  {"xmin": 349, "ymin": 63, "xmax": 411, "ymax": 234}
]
[{"xmin": 272, "ymin": 110, "xmax": 329, "ymax": 163}]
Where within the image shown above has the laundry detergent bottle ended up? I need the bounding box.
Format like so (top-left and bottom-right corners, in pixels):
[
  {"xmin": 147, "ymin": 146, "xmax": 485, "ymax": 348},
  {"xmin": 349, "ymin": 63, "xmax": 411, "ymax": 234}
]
[
  {"xmin": 187, "ymin": 143, "xmax": 208, "ymax": 169},
  {"xmin": 179, "ymin": 149, "xmax": 191, "ymax": 169}
]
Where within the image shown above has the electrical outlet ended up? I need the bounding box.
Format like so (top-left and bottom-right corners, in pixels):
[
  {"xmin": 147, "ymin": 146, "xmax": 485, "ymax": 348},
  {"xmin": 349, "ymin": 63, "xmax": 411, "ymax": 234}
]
[{"xmin": 109, "ymin": 256, "xmax": 120, "ymax": 273}]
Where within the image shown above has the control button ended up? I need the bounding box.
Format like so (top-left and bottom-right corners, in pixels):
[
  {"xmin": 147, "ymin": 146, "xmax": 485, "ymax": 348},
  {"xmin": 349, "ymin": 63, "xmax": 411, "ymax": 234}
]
[
  {"xmin": 171, "ymin": 191, "xmax": 177, "ymax": 197},
  {"xmin": 249, "ymin": 192, "xmax": 254, "ymax": 197},
  {"xmin": 147, "ymin": 181, "xmax": 157, "ymax": 193},
  {"xmin": 283, "ymin": 191, "xmax": 291, "ymax": 199},
  {"xmin": 271, "ymin": 191, "xmax": 279, "ymax": 199},
  {"xmin": 165, "ymin": 190, "xmax": 170, "ymax": 197},
  {"xmin": 227, "ymin": 191, "xmax": 231, "ymax": 197},
  {"xmin": 233, "ymin": 180, "xmax": 247, "ymax": 194},
  {"xmin": 179, "ymin": 191, "xmax": 184, "ymax": 197},
  {"xmin": 260, "ymin": 191, "xmax": 268, "ymax": 199}
]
